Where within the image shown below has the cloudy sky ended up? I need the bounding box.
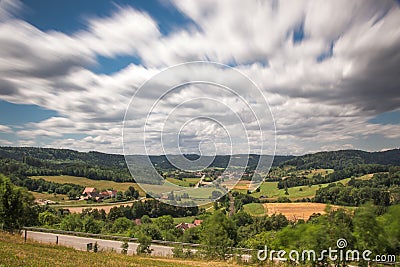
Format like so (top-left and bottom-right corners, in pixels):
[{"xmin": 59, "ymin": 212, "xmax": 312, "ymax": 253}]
[{"xmin": 0, "ymin": 0, "xmax": 399, "ymax": 156}]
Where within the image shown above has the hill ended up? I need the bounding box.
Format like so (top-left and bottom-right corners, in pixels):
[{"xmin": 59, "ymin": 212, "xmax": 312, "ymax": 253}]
[
  {"xmin": 0, "ymin": 146, "xmax": 293, "ymax": 175},
  {"xmin": 281, "ymin": 149, "xmax": 400, "ymax": 170}
]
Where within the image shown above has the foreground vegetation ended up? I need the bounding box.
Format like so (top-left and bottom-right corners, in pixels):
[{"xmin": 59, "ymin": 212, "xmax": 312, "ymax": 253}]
[{"xmin": 0, "ymin": 232, "xmax": 238, "ymax": 267}]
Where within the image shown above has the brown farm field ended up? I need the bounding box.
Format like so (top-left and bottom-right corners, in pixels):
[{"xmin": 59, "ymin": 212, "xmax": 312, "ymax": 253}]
[
  {"xmin": 65, "ymin": 202, "xmax": 135, "ymax": 213},
  {"xmin": 30, "ymin": 191, "xmax": 68, "ymax": 202},
  {"xmin": 263, "ymin": 202, "xmax": 341, "ymax": 221},
  {"xmin": 231, "ymin": 180, "xmax": 251, "ymax": 190}
]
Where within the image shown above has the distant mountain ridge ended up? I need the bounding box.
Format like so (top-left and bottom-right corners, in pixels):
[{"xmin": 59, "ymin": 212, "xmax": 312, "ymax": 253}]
[
  {"xmin": 0, "ymin": 146, "xmax": 293, "ymax": 169},
  {"xmin": 0, "ymin": 146, "xmax": 399, "ymax": 173},
  {"xmin": 282, "ymin": 149, "xmax": 400, "ymax": 170}
]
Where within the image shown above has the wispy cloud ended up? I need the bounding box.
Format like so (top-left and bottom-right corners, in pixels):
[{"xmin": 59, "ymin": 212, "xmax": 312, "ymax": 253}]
[{"xmin": 0, "ymin": 0, "xmax": 399, "ymax": 154}]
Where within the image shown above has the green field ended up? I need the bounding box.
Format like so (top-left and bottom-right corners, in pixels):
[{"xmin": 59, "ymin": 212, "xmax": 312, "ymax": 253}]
[
  {"xmin": 173, "ymin": 216, "xmax": 197, "ymax": 224},
  {"xmin": 0, "ymin": 232, "xmax": 236, "ymax": 267},
  {"xmin": 30, "ymin": 191, "xmax": 68, "ymax": 202},
  {"xmin": 304, "ymin": 168, "xmax": 334, "ymax": 178},
  {"xmin": 243, "ymin": 203, "xmax": 265, "ymax": 216},
  {"xmin": 166, "ymin": 177, "xmax": 200, "ymax": 187},
  {"xmin": 30, "ymin": 175, "xmax": 145, "ymax": 195},
  {"xmin": 247, "ymin": 181, "xmax": 329, "ymax": 199},
  {"xmin": 244, "ymin": 174, "xmax": 375, "ymax": 199}
]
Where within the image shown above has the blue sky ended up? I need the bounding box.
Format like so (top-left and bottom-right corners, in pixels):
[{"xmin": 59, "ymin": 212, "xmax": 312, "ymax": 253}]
[{"xmin": 0, "ymin": 0, "xmax": 399, "ymax": 155}]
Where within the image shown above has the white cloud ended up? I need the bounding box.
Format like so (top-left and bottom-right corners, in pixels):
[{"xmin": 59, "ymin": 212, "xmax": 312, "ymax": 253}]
[
  {"xmin": 0, "ymin": 0, "xmax": 399, "ymax": 155},
  {"xmin": 0, "ymin": 125, "xmax": 11, "ymax": 133}
]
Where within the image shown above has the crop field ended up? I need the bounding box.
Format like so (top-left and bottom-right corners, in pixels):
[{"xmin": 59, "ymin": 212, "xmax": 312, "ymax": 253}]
[
  {"xmin": 0, "ymin": 232, "xmax": 238, "ymax": 267},
  {"xmin": 63, "ymin": 201, "xmax": 138, "ymax": 213},
  {"xmin": 230, "ymin": 180, "xmax": 251, "ymax": 190},
  {"xmin": 30, "ymin": 175, "xmax": 145, "ymax": 195},
  {"xmin": 263, "ymin": 202, "xmax": 340, "ymax": 221},
  {"xmin": 242, "ymin": 202, "xmax": 344, "ymax": 220}
]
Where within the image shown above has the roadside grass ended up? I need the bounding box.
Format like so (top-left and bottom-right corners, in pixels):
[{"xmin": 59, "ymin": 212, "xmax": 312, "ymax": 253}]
[
  {"xmin": 243, "ymin": 203, "xmax": 265, "ymax": 216},
  {"xmin": 0, "ymin": 232, "xmax": 238, "ymax": 267},
  {"xmin": 30, "ymin": 175, "xmax": 145, "ymax": 196}
]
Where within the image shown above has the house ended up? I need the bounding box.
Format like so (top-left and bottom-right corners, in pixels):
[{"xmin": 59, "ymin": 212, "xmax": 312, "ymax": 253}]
[
  {"xmin": 82, "ymin": 187, "xmax": 99, "ymax": 200},
  {"xmin": 175, "ymin": 222, "xmax": 196, "ymax": 231},
  {"xmin": 193, "ymin": 220, "xmax": 203, "ymax": 226},
  {"xmin": 175, "ymin": 220, "xmax": 203, "ymax": 231},
  {"xmin": 99, "ymin": 189, "xmax": 117, "ymax": 199}
]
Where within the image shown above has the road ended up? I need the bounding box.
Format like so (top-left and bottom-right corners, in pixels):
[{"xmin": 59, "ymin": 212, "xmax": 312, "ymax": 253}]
[
  {"xmin": 24, "ymin": 230, "xmax": 251, "ymax": 262},
  {"xmin": 24, "ymin": 231, "xmax": 174, "ymax": 257},
  {"xmin": 194, "ymin": 175, "xmax": 206, "ymax": 188}
]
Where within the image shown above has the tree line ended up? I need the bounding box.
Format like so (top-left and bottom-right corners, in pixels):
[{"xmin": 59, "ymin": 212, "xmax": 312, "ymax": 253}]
[
  {"xmin": 314, "ymin": 167, "xmax": 400, "ymax": 206},
  {"xmin": 278, "ymin": 164, "xmax": 392, "ymax": 189}
]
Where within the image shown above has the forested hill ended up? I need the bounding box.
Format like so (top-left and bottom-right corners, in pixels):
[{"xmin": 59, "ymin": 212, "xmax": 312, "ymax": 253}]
[
  {"xmin": 0, "ymin": 147, "xmax": 127, "ymax": 169},
  {"xmin": 282, "ymin": 149, "xmax": 400, "ymax": 170},
  {"xmin": 0, "ymin": 147, "xmax": 293, "ymax": 172},
  {"xmin": 0, "ymin": 147, "xmax": 399, "ymax": 179}
]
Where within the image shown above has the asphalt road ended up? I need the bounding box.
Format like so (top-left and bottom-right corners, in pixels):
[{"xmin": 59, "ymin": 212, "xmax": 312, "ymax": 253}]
[
  {"xmin": 23, "ymin": 230, "xmax": 251, "ymax": 262},
  {"xmin": 24, "ymin": 231, "xmax": 174, "ymax": 257}
]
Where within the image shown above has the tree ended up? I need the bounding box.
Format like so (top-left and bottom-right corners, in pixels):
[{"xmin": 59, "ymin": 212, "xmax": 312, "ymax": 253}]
[
  {"xmin": 200, "ymin": 210, "xmax": 237, "ymax": 260},
  {"xmin": 82, "ymin": 216, "xmax": 101, "ymax": 234},
  {"xmin": 353, "ymin": 206, "xmax": 386, "ymax": 255},
  {"xmin": 153, "ymin": 215, "xmax": 174, "ymax": 231},
  {"xmin": 110, "ymin": 217, "xmax": 133, "ymax": 234},
  {"xmin": 141, "ymin": 215, "xmax": 152, "ymax": 224},
  {"xmin": 181, "ymin": 226, "xmax": 200, "ymax": 244},
  {"xmin": 107, "ymin": 206, "xmax": 124, "ymax": 221},
  {"xmin": 232, "ymin": 211, "xmax": 253, "ymax": 227},
  {"xmin": 0, "ymin": 174, "xmax": 35, "ymax": 230},
  {"xmin": 378, "ymin": 205, "xmax": 400, "ymax": 254},
  {"xmin": 116, "ymin": 191, "xmax": 124, "ymax": 201},
  {"xmin": 38, "ymin": 211, "xmax": 60, "ymax": 226},
  {"xmin": 60, "ymin": 213, "xmax": 82, "ymax": 232},
  {"xmin": 121, "ymin": 241, "xmax": 128, "ymax": 254},
  {"xmin": 136, "ymin": 233, "xmax": 152, "ymax": 255},
  {"xmin": 124, "ymin": 186, "xmax": 139, "ymax": 200}
]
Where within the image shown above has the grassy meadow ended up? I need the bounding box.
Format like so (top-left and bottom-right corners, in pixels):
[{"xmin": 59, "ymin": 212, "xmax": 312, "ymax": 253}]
[
  {"xmin": 243, "ymin": 203, "xmax": 265, "ymax": 216},
  {"xmin": 30, "ymin": 175, "xmax": 145, "ymax": 195},
  {"xmin": 0, "ymin": 232, "xmax": 239, "ymax": 267}
]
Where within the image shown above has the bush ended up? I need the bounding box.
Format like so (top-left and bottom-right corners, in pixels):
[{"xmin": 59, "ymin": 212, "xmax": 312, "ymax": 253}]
[
  {"xmin": 121, "ymin": 241, "xmax": 128, "ymax": 255},
  {"xmin": 136, "ymin": 234, "xmax": 152, "ymax": 255}
]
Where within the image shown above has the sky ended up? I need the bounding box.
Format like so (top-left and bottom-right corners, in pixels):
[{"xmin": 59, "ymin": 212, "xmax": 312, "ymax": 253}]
[{"xmin": 0, "ymin": 0, "xmax": 399, "ymax": 156}]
